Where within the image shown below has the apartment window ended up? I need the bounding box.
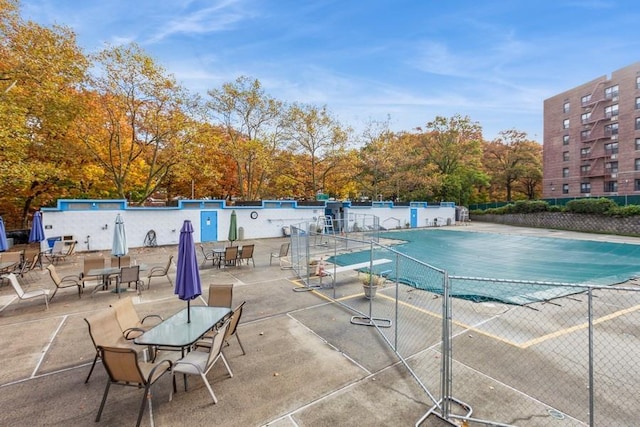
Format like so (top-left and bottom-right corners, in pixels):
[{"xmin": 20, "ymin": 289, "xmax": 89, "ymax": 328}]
[
  {"xmin": 605, "ymin": 84, "xmax": 619, "ymax": 99},
  {"xmin": 636, "ymin": 179, "xmax": 640, "ymax": 191},
  {"xmin": 637, "ymin": 117, "xmax": 640, "ymax": 130},
  {"xmin": 562, "ymin": 167, "xmax": 569, "ymax": 178},
  {"xmin": 604, "ymin": 142, "xmax": 619, "ymax": 154},
  {"xmin": 581, "ymin": 94, "xmax": 592, "ymax": 104},
  {"xmin": 563, "ymin": 151, "xmax": 569, "ymax": 161},
  {"xmin": 604, "ymin": 181, "xmax": 618, "ymax": 192},
  {"xmin": 563, "ymin": 119, "xmax": 570, "ymax": 129},
  {"xmin": 580, "ymin": 147, "xmax": 591, "ymax": 157},
  {"xmin": 605, "ymin": 104, "xmax": 619, "ymax": 118},
  {"xmin": 637, "ymin": 76, "xmax": 640, "ymax": 89},
  {"xmin": 636, "ymin": 138, "xmax": 640, "ymax": 150},
  {"xmin": 604, "ymin": 122, "xmax": 619, "ymax": 136},
  {"xmin": 636, "ymin": 97, "xmax": 640, "ymax": 110},
  {"xmin": 636, "ymin": 158, "xmax": 640, "ymax": 171},
  {"xmin": 581, "ymin": 164, "xmax": 591, "ymax": 173},
  {"xmin": 563, "ymin": 135, "xmax": 570, "ymax": 145},
  {"xmin": 605, "ymin": 161, "xmax": 618, "ymax": 173},
  {"xmin": 581, "ymin": 182, "xmax": 591, "ymax": 193},
  {"xmin": 581, "ymin": 112, "xmax": 591, "ymax": 123},
  {"xmin": 581, "ymin": 130, "xmax": 590, "ymax": 140},
  {"xmin": 563, "ymin": 102, "xmax": 570, "ymax": 113},
  {"xmin": 562, "ymin": 184, "xmax": 569, "ymax": 194}
]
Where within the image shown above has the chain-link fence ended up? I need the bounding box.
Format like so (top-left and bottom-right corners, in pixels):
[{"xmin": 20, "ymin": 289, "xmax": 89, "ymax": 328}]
[{"xmin": 289, "ymin": 221, "xmax": 640, "ymax": 426}]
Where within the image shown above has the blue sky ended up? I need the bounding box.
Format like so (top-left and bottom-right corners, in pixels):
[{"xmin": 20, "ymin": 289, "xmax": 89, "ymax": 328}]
[{"xmin": 18, "ymin": 0, "xmax": 640, "ymax": 141}]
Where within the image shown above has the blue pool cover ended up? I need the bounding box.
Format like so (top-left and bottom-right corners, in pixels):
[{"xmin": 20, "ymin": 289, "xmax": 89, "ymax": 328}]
[{"xmin": 330, "ymin": 229, "xmax": 640, "ymax": 305}]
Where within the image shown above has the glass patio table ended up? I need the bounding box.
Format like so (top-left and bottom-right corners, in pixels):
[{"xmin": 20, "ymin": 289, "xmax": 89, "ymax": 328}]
[{"xmin": 134, "ymin": 306, "xmax": 231, "ymax": 352}]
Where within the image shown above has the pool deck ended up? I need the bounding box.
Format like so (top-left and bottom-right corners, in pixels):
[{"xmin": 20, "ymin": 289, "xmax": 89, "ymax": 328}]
[{"xmin": 0, "ymin": 222, "xmax": 638, "ymax": 426}]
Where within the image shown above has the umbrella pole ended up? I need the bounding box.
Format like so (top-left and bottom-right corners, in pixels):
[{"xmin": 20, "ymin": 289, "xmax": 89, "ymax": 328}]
[{"xmin": 187, "ymin": 300, "xmax": 191, "ymax": 323}]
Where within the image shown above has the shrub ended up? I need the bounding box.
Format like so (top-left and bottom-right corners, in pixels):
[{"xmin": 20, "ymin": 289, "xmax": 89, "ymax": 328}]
[
  {"xmin": 606, "ymin": 205, "xmax": 640, "ymax": 217},
  {"xmin": 510, "ymin": 200, "xmax": 549, "ymax": 214},
  {"xmin": 565, "ymin": 198, "xmax": 617, "ymax": 214}
]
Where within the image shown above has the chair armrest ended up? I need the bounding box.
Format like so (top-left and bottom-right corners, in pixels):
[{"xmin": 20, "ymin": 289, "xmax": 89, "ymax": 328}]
[
  {"xmin": 149, "ymin": 266, "xmax": 164, "ymax": 274},
  {"xmin": 141, "ymin": 314, "xmax": 163, "ymax": 324},
  {"xmin": 61, "ymin": 274, "xmax": 81, "ymax": 283},
  {"xmin": 123, "ymin": 327, "xmax": 147, "ymax": 340}
]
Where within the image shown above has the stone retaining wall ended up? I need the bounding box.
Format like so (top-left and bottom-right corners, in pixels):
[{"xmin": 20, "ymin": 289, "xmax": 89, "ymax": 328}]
[{"xmin": 470, "ymin": 212, "xmax": 640, "ymax": 236}]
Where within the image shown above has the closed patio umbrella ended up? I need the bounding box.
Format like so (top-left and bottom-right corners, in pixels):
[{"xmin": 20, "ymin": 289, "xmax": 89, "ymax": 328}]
[
  {"xmin": 0, "ymin": 216, "xmax": 7, "ymax": 252},
  {"xmin": 228, "ymin": 210, "xmax": 238, "ymax": 244},
  {"xmin": 29, "ymin": 211, "xmax": 45, "ymax": 244},
  {"xmin": 174, "ymin": 220, "xmax": 202, "ymax": 323},
  {"xmin": 111, "ymin": 214, "xmax": 128, "ymax": 267}
]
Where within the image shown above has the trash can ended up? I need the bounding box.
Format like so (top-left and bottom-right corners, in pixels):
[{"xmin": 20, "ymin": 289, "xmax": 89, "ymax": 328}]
[
  {"xmin": 47, "ymin": 236, "xmax": 61, "ymax": 249},
  {"xmin": 238, "ymin": 226, "xmax": 245, "ymax": 241},
  {"xmin": 282, "ymin": 226, "xmax": 291, "ymax": 237}
]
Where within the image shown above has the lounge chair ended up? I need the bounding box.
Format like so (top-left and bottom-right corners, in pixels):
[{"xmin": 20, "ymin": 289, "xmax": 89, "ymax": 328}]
[
  {"xmin": 46, "ymin": 264, "xmax": 82, "ymax": 301},
  {"xmin": 84, "ymin": 308, "xmax": 145, "ymax": 383},
  {"xmin": 171, "ymin": 320, "xmax": 232, "ymax": 404},
  {"xmin": 95, "ymin": 345, "xmax": 174, "ymax": 427},
  {"xmin": 118, "ymin": 265, "xmax": 143, "ymax": 295},
  {"xmin": 270, "ymin": 242, "xmax": 291, "ymax": 268},
  {"xmin": 109, "ymin": 296, "xmax": 162, "ymax": 340},
  {"xmin": 221, "ymin": 246, "xmax": 238, "ymax": 267},
  {"xmin": 199, "ymin": 245, "xmax": 217, "ymax": 267},
  {"xmin": 48, "ymin": 240, "xmax": 76, "ymax": 264},
  {"xmin": 5, "ymin": 273, "xmax": 49, "ymax": 310},
  {"xmin": 237, "ymin": 244, "xmax": 255, "ymax": 267},
  {"xmin": 207, "ymin": 283, "xmax": 234, "ymax": 309},
  {"xmin": 146, "ymin": 255, "xmax": 173, "ymax": 288}
]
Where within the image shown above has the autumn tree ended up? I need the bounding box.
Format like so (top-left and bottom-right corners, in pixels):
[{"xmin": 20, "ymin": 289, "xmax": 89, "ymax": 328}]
[
  {"xmin": 484, "ymin": 129, "xmax": 542, "ymax": 201},
  {"xmin": 77, "ymin": 43, "xmax": 197, "ymax": 203},
  {"xmin": 0, "ymin": 0, "xmax": 89, "ymax": 227},
  {"xmin": 282, "ymin": 103, "xmax": 350, "ymax": 198},
  {"xmin": 207, "ymin": 76, "xmax": 284, "ymax": 200},
  {"xmin": 414, "ymin": 115, "xmax": 489, "ymax": 205}
]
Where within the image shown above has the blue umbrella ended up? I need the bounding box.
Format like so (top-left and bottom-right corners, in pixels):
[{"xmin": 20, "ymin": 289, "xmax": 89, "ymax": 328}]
[
  {"xmin": 0, "ymin": 216, "xmax": 7, "ymax": 252},
  {"xmin": 175, "ymin": 220, "xmax": 202, "ymax": 323},
  {"xmin": 111, "ymin": 214, "xmax": 128, "ymax": 267},
  {"xmin": 29, "ymin": 211, "xmax": 45, "ymax": 244}
]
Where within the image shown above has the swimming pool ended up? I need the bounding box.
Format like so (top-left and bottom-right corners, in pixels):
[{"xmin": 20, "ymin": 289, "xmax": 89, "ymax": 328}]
[{"xmin": 330, "ymin": 229, "xmax": 640, "ymax": 304}]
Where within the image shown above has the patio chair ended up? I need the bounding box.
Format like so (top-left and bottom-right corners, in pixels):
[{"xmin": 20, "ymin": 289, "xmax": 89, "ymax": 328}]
[
  {"xmin": 237, "ymin": 244, "xmax": 255, "ymax": 267},
  {"xmin": 195, "ymin": 301, "xmax": 245, "ymax": 356},
  {"xmin": 224, "ymin": 301, "xmax": 246, "ymax": 355},
  {"xmin": 207, "ymin": 283, "xmax": 234, "ymax": 309},
  {"xmin": 5, "ymin": 273, "xmax": 49, "ymax": 310},
  {"xmin": 20, "ymin": 251, "xmax": 40, "ymax": 281},
  {"xmin": 109, "ymin": 296, "xmax": 162, "ymax": 340},
  {"xmin": 81, "ymin": 256, "xmax": 106, "ymax": 292},
  {"xmin": 110, "ymin": 255, "xmax": 130, "ymax": 268},
  {"xmin": 171, "ymin": 320, "xmax": 232, "ymax": 404},
  {"xmin": 46, "ymin": 264, "xmax": 82, "ymax": 301},
  {"xmin": 199, "ymin": 245, "xmax": 217, "ymax": 267},
  {"xmin": 146, "ymin": 255, "xmax": 173, "ymax": 288},
  {"xmin": 95, "ymin": 345, "xmax": 174, "ymax": 427},
  {"xmin": 44, "ymin": 240, "xmax": 64, "ymax": 264},
  {"xmin": 49, "ymin": 240, "xmax": 76, "ymax": 264},
  {"xmin": 270, "ymin": 242, "xmax": 291, "ymax": 268},
  {"xmin": 118, "ymin": 265, "xmax": 143, "ymax": 295},
  {"xmin": 221, "ymin": 246, "xmax": 238, "ymax": 267},
  {"xmin": 84, "ymin": 308, "xmax": 145, "ymax": 383}
]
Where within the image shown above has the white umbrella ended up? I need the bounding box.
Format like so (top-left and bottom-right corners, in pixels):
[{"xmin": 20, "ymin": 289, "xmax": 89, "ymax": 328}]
[{"xmin": 111, "ymin": 214, "xmax": 128, "ymax": 267}]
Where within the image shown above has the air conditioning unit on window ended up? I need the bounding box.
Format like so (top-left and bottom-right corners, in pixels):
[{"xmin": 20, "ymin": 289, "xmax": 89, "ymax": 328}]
[
  {"xmin": 611, "ymin": 173, "xmax": 617, "ymax": 179},
  {"xmin": 611, "ymin": 153, "xmax": 617, "ymax": 159},
  {"xmin": 611, "ymin": 115, "xmax": 618, "ymax": 121},
  {"xmin": 611, "ymin": 134, "xmax": 618, "ymax": 140}
]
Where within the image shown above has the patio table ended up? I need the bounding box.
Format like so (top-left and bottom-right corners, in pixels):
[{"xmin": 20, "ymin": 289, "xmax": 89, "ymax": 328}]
[
  {"xmin": 88, "ymin": 264, "xmax": 147, "ymax": 295},
  {"xmin": 134, "ymin": 306, "xmax": 231, "ymax": 353}
]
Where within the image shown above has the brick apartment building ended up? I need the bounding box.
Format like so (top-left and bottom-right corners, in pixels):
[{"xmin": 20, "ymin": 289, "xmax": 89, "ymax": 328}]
[{"xmin": 543, "ymin": 62, "xmax": 640, "ymax": 199}]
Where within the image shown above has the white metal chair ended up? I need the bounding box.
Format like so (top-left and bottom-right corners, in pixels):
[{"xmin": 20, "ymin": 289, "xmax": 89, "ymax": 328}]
[
  {"xmin": 171, "ymin": 320, "xmax": 232, "ymax": 404},
  {"xmin": 5, "ymin": 273, "xmax": 49, "ymax": 309}
]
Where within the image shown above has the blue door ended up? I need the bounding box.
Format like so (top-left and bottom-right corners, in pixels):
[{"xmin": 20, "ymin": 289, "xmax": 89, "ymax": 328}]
[
  {"xmin": 410, "ymin": 208, "xmax": 418, "ymax": 228},
  {"xmin": 200, "ymin": 211, "xmax": 218, "ymax": 242}
]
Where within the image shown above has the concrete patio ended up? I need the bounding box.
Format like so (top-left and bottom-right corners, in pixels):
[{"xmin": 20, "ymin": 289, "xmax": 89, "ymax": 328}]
[{"xmin": 0, "ymin": 237, "xmax": 439, "ymax": 427}]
